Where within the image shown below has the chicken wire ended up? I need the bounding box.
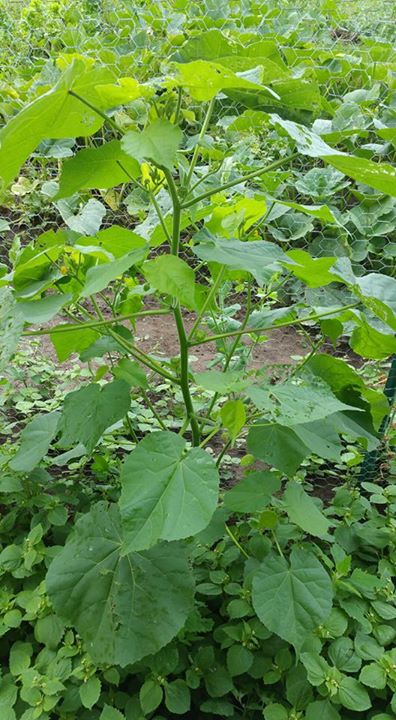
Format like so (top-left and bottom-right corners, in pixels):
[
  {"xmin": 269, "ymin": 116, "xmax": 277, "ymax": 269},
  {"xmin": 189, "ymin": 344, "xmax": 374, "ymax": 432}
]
[{"xmin": 0, "ymin": 0, "xmax": 395, "ymax": 478}]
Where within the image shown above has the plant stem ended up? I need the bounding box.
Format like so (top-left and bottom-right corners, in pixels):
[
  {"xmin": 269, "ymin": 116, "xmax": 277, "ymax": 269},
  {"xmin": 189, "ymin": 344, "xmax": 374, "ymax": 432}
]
[
  {"xmin": 199, "ymin": 425, "xmax": 221, "ymax": 448},
  {"xmin": 149, "ymin": 191, "xmax": 172, "ymax": 245},
  {"xmin": 225, "ymin": 524, "xmax": 249, "ymax": 559},
  {"xmin": 188, "ymin": 266, "xmax": 225, "ymax": 341},
  {"xmin": 106, "ymin": 327, "xmax": 180, "ymax": 384},
  {"xmin": 174, "ymin": 304, "xmax": 201, "ymax": 446},
  {"xmin": 216, "ymin": 439, "xmax": 232, "ymax": 467},
  {"xmin": 142, "ymin": 390, "xmax": 168, "ymax": 431},
  {"xmin": 68, "ymin": 90, "xmax": 121, "ymax": 132},
  {"xmin": 126, "ymin": 413, "xmax": 139, "ymax": 443},
  {"xmin": 224, "ymin": 281, "xmax": 252, "ymax": 372},
  {"xmin": 163, "ymin": 168, "xmax": 182, "ymax": 254},
  {"xmin": 181, "ymin": 152, "xmax": 298, "ymax": 209},
  {"xmin": 174, "ymin": 87, "xmax": 183, "ymax": 124},
  {"xmin": 22, "ymin": 309, "xmax": 171, "ymax": 337},
  {"xmin": 185, "ymin": 97, "xmax": 216, "ymax": 187},
  {"xmin": 188, "ymin": 303, "xmax": 359, "ymax": 347}
]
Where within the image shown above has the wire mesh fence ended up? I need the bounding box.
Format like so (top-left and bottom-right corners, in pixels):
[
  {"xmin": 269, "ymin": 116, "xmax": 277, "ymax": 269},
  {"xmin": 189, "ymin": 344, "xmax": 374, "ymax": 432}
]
[{"xmin": 1, "ymin": 0, "xmax": 395, "ymax": 480}]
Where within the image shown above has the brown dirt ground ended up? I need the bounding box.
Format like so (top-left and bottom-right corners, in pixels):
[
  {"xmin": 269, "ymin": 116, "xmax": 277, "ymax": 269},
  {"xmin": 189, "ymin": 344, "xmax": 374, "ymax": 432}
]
[{"xmin": 135, "ymin": 314, "xmax": 308, "ymax": 372}]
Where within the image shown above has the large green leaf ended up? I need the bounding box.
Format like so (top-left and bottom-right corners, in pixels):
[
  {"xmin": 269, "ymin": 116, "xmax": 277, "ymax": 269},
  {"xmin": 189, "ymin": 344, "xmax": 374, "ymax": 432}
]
[
  {"xmin": 0, "ymin": 288, "xmax": 24, "ymax": 372},
  {"xmin": 77, "ymin": 226, "xmax": 146, "ymax": 259},
  {"xmin": 248, "ymin": 422, "xmax": 309, "ymax": 476},
  {"xmin": 81, "ymin": 247, "xmax": 147, "ymax": 297},
  {"xmin": 168, "ymin": 60, "xmax": 274, "ymax": 102},
  {"xmin": 224, "ymin": 471, "xmax": 281, "ymax": 512},
  {"xmin": 350, "ymin": 316, "xmax": 396, "ymax": 360},
  {"xmin": 0, "ymin": 61, "xmax": 116, "ymax": 194},
  {"xmin": 58, "ymin": 381, "xmax": 131, "ymax": 453},
  {"xmin": 304, "ymin": 355, "xmax": 389, "ymax": 431},
  {"xmin": 142, "ymin": 255, "xmax": 199, "ymax": 309},
  {"xmin": 252, "ymin": 548, "xmax": 333, "ymax": 650},
  {"xmin": 283, "ymin": 482, "xmax": 330, "ymax": 538},
  {"xmin": 192, "ymin": 232, "xmax": 286, "ymax": 285},
  {"xmin": 122, "ymin": 120, "xmax": 182, "ymax": 170},
  {"xmin": 327, "ymin": 154, "xmax": 396, "ymax": 197},
  {"xmin": 51, "ymin": 325, "xmax": 100, "ymax": 362},
  {"xmin": 248, "ymin": 380, "xmax": 357, "ymax": 426},
  {"xmin": 9, "ymin": 412, "xmax": 60, "ymax": 472},
  {"xmin": 46, "ymin": 502, "xmax": 194, "ymax": 666},
  {"xmin": 119, "ymin": 431, "xmax": 219, "ymax": 552},
  {"xmin": 18, "ymin": 294, "xmax": 71, "ymax": 324},
  {"xmin": 270, "ymin": 114, "xmax": 396, "ymax": 197},
  {"xmin": 56, "ymin": 140, "xmax": 141, "ymax": 199}
]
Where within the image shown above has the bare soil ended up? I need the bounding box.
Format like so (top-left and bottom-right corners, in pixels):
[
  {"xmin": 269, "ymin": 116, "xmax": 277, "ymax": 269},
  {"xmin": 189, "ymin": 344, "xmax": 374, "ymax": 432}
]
[{"xmin": 135, "ymin": 314, "xmax": 308, "ymax": 372}]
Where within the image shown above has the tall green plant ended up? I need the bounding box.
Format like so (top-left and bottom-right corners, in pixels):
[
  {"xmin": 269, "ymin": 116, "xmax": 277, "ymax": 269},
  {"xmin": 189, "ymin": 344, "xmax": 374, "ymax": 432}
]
[{"xmin": 1, "ymin": 54, "xmax": 396, "ymax": 668}]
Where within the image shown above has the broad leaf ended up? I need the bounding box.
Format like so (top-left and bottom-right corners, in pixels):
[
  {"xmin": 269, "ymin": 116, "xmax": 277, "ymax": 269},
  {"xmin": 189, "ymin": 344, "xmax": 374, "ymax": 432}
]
[
  {"xmin": 51, "ymin": 325, "xmax": 100, "ymax": 362},
  {"xmin": 327, "ymin": 154, "xmax": 396, "ymax": 197},
  {"xmin": 78, "ymin": 226, "xmax": 146, "ymax": 259},
  {"xmin": 0, "ymin": 61, "xmax": 116, "ymax": 194},
  {"xmin": 248, "ymin": 380, "xmax": 357, "ymax": 426},
  {"xmin": 113, "ymin": 358, "xmax": 148, "ymax": 389},
  {"xmin": 18, "ymin": 294, "xmax": 71, "ymax": 324},
  {"xmin": 248, "ymin": 422, "xmax": 309, "ymax": 476},
  {"xmin": 59, "ymin": 198, "xmax": 106, "ymax": 236},
  {"xmin": 122, "ymin": 120, "xmax": 182, "ymax": 170},
  {"xmin": 120, "ymin": 431, "xmax": 219, "ymax": 552},
  {"xmin": 58, "ymin": 381, "xmax": 131, "ymax": 453},
  {"xmin": 270, "ymin": 114, "xmax": 396, "ymax": 197},
  {"xmin": 283, "ymin": 482, "xmax": 330, "ymax": 538},
  {"xmin": 56, "ymin": 140, "xmax": 141, "ymax": 198},
  {"xmin": 9, "ymin": 412, "xmax": 60, "ymax": 472},
  {"xmin": 220, "ymin": 399, "xmax": 246, "ymax": 440},
  {"xmin": 46, "ymin": 502, "xmax": 194, "ymax": 666},
  {"xmin": 252, "ymin": 548, "xmax": 333, "ymax": 650},
  {"xmin": 81, "ymin": 247, "xmax": 146, "ymax": 297},
  {"xmin": 224, "ymin": 471, "xmax": 282, "ymax": 512},
  {"xmin": 0, "ymin": 288, "xmax": 24, "ymax": 372},
  {"xmin": 142, "ymin": 255, "xmax": 199, "ymax": 309},
  {"xmin": 337, "ymin": 676, "xmax": 371, "ymax": 712},
  {"xmin": 192, "ymin": 232, "xmax": 286, "ymax": 285},
  {"xmin": 169, "ymin": 60, "xmax": 273, "ymax": 102}
]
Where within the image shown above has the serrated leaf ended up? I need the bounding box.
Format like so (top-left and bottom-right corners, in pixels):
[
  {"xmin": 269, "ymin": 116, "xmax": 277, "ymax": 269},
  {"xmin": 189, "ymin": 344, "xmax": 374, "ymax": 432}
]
[
  {"xmin": 226, "ymin": 646, "xmax": 253, "ymax": 677},
  {"xmin": 46, "ymin": 502, "xmax": 194, "ymax": 666},
  {"xmin": 165, "ymin": 680, "xmax": 191, "ymax": 714},
  {"xmin": 284, "ymin": 482, "xmax": 330, "ymax": 538},
  {"xmin": 252, "ymin": 548, "xmax": 333, "ymax": 650},
  {"xmin": 58, "ymin": 381, "xmax": 130, "ymax": 453},
  {"xmin": 337, "ymin": 676, "xmax": 371, "ymax": 711},
  {"xmin": 10, "ymin": 412, "xmax": 60, "ymax": 472},
  {"xmin": 100, "ymin": 705, "xmax": 126, "ymax": 720},
  {"xmin": 80, "ymin": 676, "xmax": 101, "ymax": 709},
  {"xmin": 120, "ymin": 431, "xmax": 219, "ymax": 552},
  {"xmin": 122, "ymin": 120, "xmax": 182, "ymax": 170},
  {"xmin": 306, "ymin": 700, "xmax": 340, "ymax": 720}
]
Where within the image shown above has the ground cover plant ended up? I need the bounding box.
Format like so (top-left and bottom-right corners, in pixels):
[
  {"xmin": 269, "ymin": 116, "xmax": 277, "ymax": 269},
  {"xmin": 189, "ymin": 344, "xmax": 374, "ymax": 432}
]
[{"xmin": 1, "ymin": 1, "xmax": 396, "ymax": 718}]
